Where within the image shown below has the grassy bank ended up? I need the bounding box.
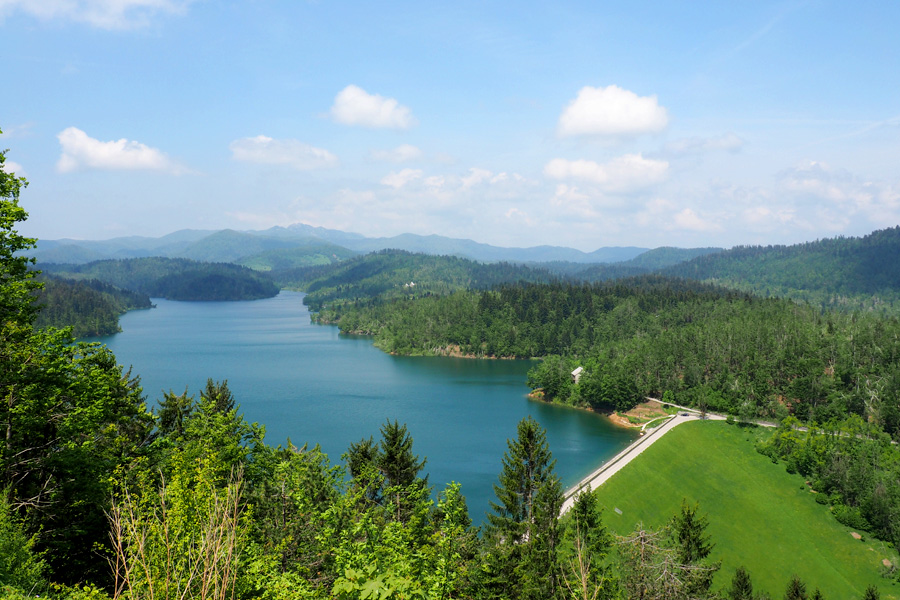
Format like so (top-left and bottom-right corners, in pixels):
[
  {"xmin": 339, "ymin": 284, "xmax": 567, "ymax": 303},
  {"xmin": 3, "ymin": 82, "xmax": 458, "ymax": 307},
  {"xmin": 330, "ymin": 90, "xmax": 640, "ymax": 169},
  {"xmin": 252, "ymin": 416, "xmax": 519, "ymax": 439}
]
[{"xmin": 592, "ymin": 420, "xmax": 900, "ymax": 598}]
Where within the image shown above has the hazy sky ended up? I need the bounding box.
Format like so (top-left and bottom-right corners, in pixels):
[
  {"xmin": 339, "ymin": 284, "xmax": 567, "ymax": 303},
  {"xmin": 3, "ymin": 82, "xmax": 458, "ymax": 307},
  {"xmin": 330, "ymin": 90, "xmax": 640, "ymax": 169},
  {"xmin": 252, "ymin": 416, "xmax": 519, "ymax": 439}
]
[{"xmin": 1, "ymin": 1, "xmax": 898, "ymax": 251}]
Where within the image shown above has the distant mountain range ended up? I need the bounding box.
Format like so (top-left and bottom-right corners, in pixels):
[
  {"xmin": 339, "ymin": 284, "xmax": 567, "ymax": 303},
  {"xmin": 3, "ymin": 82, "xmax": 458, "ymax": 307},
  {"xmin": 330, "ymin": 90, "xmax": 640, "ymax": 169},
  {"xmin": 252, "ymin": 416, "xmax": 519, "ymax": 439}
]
[{"xmin": 30, "ymin": 223, "xmax": 678, "ymax": 266}]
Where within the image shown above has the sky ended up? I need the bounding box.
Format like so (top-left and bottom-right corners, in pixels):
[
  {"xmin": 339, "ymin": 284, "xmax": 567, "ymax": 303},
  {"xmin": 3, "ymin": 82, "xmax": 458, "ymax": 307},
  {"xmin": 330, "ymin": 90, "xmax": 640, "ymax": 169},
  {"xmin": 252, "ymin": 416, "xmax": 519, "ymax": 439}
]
[{"xmin": 1, "ymin": 0, "xmax": 898, "ymax": 252}]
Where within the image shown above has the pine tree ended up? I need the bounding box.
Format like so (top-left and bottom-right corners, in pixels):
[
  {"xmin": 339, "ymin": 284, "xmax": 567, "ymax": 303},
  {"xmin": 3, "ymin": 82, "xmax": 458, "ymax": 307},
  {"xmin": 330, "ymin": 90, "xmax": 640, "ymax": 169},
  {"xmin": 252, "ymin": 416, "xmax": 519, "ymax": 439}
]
[
  {"xmin": 784, "ymin": 575, "xmax": 807, "ymax": 600},
  {"xmin": 671, "ymin": 498, "xmax": 713, "ymax": 564},
  {"xmin": 729, "ymin": 565, "xmax": 754, "ymax": 600},
  {"xmin": 202, "ymin": 377, "xmax": 235, "ymax": 413},
  {"xmin": 861, "ymin": 585, "xmax": 879, "ymax": 600},
  {"xmin": 378, "ymin": 419, "xmax": 426, "ymax": 489},
  {"xmin": 562, "ymin": 487, "xmax": 615, "ymax": 600},
  {"xmin": 486, "ymin": 416, "xmax": 563, "ymax": 600}
]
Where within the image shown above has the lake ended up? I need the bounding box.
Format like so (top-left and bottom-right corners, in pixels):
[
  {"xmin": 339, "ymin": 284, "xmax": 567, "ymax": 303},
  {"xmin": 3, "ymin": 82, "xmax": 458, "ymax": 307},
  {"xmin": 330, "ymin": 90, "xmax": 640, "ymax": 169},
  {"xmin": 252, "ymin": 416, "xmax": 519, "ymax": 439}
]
[{"xmin": 90, "ymin": 291, "xmax": 638, "ymax": 521}]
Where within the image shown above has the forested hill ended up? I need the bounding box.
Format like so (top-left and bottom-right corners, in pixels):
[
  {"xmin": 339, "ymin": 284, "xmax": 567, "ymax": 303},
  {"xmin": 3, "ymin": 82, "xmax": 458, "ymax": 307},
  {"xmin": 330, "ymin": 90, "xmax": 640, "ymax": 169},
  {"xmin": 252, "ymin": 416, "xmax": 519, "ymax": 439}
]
[
  {"xmin": 41, "ymin": 257, "xmax": 280, "ymax": 301},
  {"xmin": 325, "ymin": 275, "xmax": 900, "ymax": 428},
  {"xmin": 32, "ymin": 276, "xmax": 152, "ymax": 337},
  {"xmin": 275, "ymin": 249, "xmax": 559, "ymax": 313},
  {"xmin": 662, "ymin": 226, "xmax": 900, "ymax": 311}
]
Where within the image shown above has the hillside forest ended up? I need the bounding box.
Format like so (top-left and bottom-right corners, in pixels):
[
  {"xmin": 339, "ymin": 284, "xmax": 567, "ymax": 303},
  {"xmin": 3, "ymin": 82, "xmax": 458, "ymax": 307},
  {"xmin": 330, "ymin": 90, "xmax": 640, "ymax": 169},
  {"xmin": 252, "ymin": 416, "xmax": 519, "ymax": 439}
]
[{"xmin": 2, "ymin": 134, "xmax": 897, "ymax": 598}]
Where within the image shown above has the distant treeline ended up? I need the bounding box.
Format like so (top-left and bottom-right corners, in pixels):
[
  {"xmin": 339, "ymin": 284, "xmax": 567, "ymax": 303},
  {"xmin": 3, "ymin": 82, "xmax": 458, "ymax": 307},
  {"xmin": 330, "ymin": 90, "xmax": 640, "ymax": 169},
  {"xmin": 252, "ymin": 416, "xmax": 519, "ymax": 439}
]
[
  {"xmin": 662, "ymin": 225, "xmax": 900, "ymax": 313},
  {"xmin": 32, "ymin": 275, "xmax": 152, "ymax": 337},
  {"xmin": 41, "ymin": 256, "xmax": 280, "ymax": 302}
]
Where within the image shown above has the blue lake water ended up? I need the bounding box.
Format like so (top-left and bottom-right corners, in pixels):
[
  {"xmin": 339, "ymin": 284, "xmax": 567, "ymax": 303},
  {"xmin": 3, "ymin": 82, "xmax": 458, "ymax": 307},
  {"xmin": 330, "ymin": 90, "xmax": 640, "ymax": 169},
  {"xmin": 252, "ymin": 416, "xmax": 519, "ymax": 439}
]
[{"xmin": 90, "ymin": 291, "xmax": 637, "ymax": 521}]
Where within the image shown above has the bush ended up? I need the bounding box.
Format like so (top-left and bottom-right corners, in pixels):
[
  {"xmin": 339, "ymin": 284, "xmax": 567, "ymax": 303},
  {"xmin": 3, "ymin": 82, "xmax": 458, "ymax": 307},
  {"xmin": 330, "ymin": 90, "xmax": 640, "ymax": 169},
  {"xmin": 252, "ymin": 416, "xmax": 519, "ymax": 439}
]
[
  {"xmin": 0, "ymin": 494, "xmax": 46, "ymax": 593},
  {"xmin": 832, "ymin": 503, "xmax": 870, "ymax": 531}
]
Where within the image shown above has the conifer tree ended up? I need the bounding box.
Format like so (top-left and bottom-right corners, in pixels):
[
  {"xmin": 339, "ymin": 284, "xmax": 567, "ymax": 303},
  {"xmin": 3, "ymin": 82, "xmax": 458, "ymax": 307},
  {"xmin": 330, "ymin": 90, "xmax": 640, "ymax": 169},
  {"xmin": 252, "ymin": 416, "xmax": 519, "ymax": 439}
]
[
  {"xmin": 671, "ymin": 498, "xmax": 714, "ymax": 564},
  {"xmin": 486, "ymin": 416, "xmax": 563, "ymax": 599},
  {"xmin": 203, "ymin": 377, "xmax": 235, "ymax": 413},
  {"xmin": 563, "ymin": 487, "xmax": 615, "ymax": 600},
  {"xmin": 784, "ymin": 575, "xmax": 807, "ymax": 600},
  {"xmin": 729, "ymin": 565, "xmax": 754, "ymax": 600},
  {"xmin": 378, "ymin": 419, "xmax": 427, "ymax": 489},
  {"xmin": 861, "ymin": 585, "xmax": 879, "ymax": 600},
  {"xmin": 377, "ymin": 420, "xmax": 428, "ymax": 522}
]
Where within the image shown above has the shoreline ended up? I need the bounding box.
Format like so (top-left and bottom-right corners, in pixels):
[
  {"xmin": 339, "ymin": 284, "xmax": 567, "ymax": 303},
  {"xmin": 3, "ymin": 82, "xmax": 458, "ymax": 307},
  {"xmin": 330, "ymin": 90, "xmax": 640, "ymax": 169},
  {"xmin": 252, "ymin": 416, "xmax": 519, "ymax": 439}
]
[{"xmin": 527, "ymin": 390, "xmax": 662, "ymax": 430}]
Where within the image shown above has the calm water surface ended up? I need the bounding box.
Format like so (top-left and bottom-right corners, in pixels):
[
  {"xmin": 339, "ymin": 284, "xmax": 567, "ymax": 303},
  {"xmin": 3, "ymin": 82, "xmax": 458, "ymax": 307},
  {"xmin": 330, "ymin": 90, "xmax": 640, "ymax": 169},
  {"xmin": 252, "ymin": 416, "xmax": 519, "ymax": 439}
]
[{"xmin": 92, "ymin": 291, "xmax": 637, "ymax": 520}]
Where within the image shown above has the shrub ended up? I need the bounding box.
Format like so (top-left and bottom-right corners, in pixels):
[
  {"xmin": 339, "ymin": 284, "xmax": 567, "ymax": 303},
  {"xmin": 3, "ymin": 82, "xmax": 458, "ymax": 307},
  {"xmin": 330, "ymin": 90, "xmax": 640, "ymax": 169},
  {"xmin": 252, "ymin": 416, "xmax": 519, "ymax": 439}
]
[{"xmin": 832, "ymin": 504, "xmax": 870, "ymax": 531}]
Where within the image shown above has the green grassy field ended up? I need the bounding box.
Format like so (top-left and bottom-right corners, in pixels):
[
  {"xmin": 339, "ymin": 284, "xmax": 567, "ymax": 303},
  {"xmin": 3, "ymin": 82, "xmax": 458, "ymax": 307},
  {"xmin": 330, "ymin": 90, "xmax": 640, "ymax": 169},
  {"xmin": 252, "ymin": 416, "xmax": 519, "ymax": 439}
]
[{"xmin": 591, "ymin": 420, "xmax": 900, "ymax": 599}]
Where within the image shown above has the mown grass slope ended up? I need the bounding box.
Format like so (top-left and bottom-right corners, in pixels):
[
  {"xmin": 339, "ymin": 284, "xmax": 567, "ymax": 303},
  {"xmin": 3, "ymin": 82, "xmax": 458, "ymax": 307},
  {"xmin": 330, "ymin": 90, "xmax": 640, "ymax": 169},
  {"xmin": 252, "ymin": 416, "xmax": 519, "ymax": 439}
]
[{"xmin": 592, "ymin": 420, "xmax": 900, "ymax": 598}]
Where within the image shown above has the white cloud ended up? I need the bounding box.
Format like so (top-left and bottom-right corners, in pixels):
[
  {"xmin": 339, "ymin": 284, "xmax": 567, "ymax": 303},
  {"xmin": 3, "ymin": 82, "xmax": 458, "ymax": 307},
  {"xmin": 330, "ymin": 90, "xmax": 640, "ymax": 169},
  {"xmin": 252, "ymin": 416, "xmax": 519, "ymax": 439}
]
[
  {"xmin": 56, "ymin": 127, "xmax": 182, "ymax": 173},
  {"xmin": 371, "ymin": 144, "xmax": 423, "ymax": 162},
  {"xmin": 779, "ymin": 160, "xmax": 900, "ymax": 225},
  {"xmin": 664, "ymin": 133, "xmax": 744, "ymax": 155},
  {"xmin": 381, "ymin": 168, "xmax": 423, "ymax": 189},
  {"xmin": 557, "ymin": 85, "xmax": 668, "ymax": 138},
  {"xmin": 0, "ymin": 160, "xmax": 26, "ymax": 177},
  {"xmin": 550, "ymin": 184, "xmax": 599, "ymax": 219},
  {"xmin": 330, "ymin": 85, "xmax": 417, "ymax": 129},
  {"xmin": 461, "ymin": 167, "xmax": 493, "ymax": 188},
  {"xmin": 0, "ymin": 0, "xmax": 193, "ymax": 29},
  {"xmin": 0, "ymin": 123, "xmax": 34, "ymax": 139},
  {"xmin": 229, "ymin": 135, "xmax": 337, "ymax": 170},
  {"xmin": 741, "ymin": 205, "xmax": 796, "ymax": 227},
  {"xmin": 544, "ymin": 154, "xmax": 669, "ymax": 192},
  {"xmin": 672, "ymin": 208, "xmax": 720, "ymax": 232}
]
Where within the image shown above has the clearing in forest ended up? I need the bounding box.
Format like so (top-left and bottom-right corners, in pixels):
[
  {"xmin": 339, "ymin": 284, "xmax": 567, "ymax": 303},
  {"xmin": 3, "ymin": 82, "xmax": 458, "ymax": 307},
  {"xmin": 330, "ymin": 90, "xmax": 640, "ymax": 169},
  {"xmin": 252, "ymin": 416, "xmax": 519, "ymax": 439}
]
[{"xmin": 592, "ymin": 420, "xmax": 900, "ymax": 599}]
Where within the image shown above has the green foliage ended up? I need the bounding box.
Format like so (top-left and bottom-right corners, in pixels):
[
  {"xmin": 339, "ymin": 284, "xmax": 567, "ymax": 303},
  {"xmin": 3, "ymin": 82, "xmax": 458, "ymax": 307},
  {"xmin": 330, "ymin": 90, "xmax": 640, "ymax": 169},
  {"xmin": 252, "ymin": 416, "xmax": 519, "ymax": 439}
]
[
  {"xmin": 594, "ymin": 421, "xmax": 895, "ymax": 598},
  {"xmin": 757, "ymin": 415, "xmax": 900, "ymax": 548},
  {"xmin": 41, "ymin": 257, "xmax": 279, "ymax": 301},
  {"xmin": 663, "ymin": 227, "xmax": 900, "ymax": 314},
  {"xmin": 863, "ymin": 584, "xmax": 881, "ymax": 600},
  {"xmin": 238, "ymin": 242, "xmax": 357, "ymax": 272},
  {"xmin": 0, "ymin": 137, "xmax": 154, "ymax": 585},
  {"xmin": 291, "ymin": 249, "xmax": 556, "ymax": 316},
  {"xmin": 33, "ymin": 275, "xmax": 152, "ymax": 337},
  {"xmin": 783, "ymin": 574, "xmax": 807, "ymax": 600},
  {"xmin": 561, "ymin": 488, "xmax": 616, "ymax": 600},
  {"xmin": 329, "ymin": 274, "xmax": 900, "ymax": 429},
  {"xmin": 109, "ymin": 453, "xmax": 246, "ymax": 600},
  {"xmin": 729, "ymin": 565, "xmax": 754, "ymax": 600},
  {"xmin": 526, "ymin": 355, "xmax": 575, "ymax": 403},
  {"xmin": 0, "ymin": 137, "xmax": 39, "ymax": 336},
  {"xmin": 670, "ymin": 499, "xmax": 714, "ymax": 565},
  {"xmin": 485, "ymin": 416, "xmax": 563, "ymax": 600},
  {"xmin": 0, "ymin": 491, "xmax": 46, "ymax": 593}
]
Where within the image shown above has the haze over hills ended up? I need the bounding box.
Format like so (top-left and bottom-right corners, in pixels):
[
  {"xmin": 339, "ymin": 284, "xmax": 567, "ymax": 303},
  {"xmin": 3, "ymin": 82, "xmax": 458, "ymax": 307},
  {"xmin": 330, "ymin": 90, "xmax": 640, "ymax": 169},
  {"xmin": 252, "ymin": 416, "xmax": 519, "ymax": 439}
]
[{"xmin": 30, "ymin": 223, "xmax": 655, "ymax": 266}]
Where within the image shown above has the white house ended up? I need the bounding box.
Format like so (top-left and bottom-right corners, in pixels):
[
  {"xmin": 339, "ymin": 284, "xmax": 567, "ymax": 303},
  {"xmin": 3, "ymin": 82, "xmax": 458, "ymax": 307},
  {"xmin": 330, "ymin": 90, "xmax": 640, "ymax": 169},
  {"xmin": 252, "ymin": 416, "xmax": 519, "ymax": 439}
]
[{"xmin": 571, "ymin": 366, "xmax": 584, "ymax": 384}]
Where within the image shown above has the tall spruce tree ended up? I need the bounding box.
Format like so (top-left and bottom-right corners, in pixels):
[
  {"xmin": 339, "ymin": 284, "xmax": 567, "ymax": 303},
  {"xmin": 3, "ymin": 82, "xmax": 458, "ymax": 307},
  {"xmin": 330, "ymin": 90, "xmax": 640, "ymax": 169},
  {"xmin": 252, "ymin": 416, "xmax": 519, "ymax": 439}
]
[
  {"xmin": 729, "ymin": 565, "xmax": 754, "ymax": 600},
  {"xmin": 378, "ymin": 419, "xmax": 427, "ymax": 489},
  {"xmin": 671, "ymin": 498, "xmax": 714, "ymax": 564},
  {"xmin": 784, "ymin": 575, "xmax": 808, "ymax": 600},
  {"xmin": 377, "ymin": 420, "xmax": 428, "ymax": 522},
  {"xmin": 485, "ymin": 416, "xmax": 563, "ymax": 600}
]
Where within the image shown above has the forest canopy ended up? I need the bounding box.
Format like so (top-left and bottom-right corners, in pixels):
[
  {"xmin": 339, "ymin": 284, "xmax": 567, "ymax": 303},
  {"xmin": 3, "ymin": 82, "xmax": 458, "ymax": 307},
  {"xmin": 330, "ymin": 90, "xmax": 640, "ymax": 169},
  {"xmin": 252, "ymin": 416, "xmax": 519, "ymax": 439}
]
[{"xmin": 41, "ymin": 257, "xmax": 280, "ymax": 301}]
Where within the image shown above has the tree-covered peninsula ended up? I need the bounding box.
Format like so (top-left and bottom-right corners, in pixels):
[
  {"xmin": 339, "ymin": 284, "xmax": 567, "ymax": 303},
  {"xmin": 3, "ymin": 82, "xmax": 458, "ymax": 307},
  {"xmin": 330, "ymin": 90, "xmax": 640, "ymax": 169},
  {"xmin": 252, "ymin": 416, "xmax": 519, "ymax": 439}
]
[
  {"xmin": 314, "ymin": 276, "xmax": 900, "ymax": 430},
  {"xmin": 32, "ymin": 275, "xmax": 152, "ymax": 337},
  {"xmin": 41, "ymin": 256, "xmax": 280, "ymax": 302}
]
